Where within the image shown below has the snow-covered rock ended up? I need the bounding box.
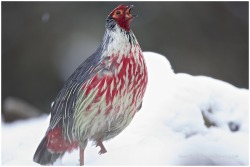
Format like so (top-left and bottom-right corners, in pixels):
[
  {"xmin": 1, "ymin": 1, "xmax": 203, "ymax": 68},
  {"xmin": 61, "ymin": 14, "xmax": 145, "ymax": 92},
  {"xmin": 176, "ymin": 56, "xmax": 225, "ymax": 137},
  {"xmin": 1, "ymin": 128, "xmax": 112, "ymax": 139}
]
[{"xmin": 1, "ymin": 51, "xmax": 248, "ymax": 165}]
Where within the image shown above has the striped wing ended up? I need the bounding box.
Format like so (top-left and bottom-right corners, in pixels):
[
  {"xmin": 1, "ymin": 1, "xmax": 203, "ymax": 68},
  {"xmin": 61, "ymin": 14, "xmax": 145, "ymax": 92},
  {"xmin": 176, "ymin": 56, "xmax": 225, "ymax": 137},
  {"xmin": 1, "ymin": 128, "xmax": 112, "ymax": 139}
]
[{"xmin": 48, "ymin": 47, "xmax": 104, "ymax": 138}]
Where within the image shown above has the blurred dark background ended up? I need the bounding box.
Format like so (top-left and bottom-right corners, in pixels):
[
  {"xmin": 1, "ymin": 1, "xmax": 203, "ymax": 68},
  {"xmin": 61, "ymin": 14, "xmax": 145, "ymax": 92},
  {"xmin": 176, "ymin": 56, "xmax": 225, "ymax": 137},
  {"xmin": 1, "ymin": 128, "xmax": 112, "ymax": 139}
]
[{"xmin": 1, "ymin": 2, "xmax": 248, "ymax": 122}]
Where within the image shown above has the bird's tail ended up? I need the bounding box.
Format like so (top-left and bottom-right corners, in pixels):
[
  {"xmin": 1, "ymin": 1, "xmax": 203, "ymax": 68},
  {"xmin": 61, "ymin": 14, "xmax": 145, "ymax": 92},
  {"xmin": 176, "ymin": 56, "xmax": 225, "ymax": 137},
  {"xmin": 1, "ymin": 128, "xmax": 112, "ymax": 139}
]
[{"xmin": 33, "ymin": 136, "xmax": 64, "ymax": 165}]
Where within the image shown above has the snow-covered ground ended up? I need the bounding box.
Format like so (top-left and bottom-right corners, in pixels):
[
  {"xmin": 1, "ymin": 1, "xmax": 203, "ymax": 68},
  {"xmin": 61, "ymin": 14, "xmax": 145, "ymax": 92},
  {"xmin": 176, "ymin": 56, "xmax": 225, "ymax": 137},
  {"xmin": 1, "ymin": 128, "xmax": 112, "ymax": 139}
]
[{"xmin": 1, "ymin": 52, "xmax": 249, "ymax": 165}]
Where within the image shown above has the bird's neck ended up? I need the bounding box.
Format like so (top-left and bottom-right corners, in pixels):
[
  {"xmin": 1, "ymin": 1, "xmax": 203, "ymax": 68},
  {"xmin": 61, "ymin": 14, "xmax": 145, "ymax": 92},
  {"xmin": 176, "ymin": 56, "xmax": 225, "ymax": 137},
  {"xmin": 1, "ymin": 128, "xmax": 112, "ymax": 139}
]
[{"xmin": 100, "ymin": 25, "xmax": 139, "ymax": 59}]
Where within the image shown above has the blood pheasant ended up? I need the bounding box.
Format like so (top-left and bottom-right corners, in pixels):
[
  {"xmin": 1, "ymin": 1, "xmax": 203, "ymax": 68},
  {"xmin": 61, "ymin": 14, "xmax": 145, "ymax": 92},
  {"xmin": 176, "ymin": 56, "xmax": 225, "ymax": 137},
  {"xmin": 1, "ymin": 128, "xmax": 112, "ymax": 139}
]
[{"xmin": 33, "ymin": 4, "xmax": 148, "ymax": 165}]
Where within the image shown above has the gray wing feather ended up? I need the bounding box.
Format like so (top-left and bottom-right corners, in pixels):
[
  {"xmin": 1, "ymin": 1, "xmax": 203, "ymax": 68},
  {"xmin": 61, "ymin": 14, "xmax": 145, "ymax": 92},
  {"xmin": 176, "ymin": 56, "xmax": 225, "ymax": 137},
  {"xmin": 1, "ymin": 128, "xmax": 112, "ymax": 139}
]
[{"xmin": 48, "ymin": 47, "xmax": 103, "ymax": 137}]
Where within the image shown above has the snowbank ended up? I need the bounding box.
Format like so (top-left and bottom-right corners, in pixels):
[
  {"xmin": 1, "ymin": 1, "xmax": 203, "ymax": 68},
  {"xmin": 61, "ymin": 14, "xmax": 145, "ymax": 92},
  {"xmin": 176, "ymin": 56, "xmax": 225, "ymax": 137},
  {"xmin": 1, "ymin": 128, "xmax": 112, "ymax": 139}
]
[{"xmin": 1, "ymin": 51, "xmax": 248, "ymax": 165}]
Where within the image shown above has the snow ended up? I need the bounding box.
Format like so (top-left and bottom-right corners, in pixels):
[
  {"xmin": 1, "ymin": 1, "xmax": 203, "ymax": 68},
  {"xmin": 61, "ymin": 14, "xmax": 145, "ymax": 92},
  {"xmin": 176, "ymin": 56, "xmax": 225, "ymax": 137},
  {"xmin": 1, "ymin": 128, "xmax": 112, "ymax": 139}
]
[{"xmin": 1, "ymin": 51, "xmax": 248, "ymax": 165}]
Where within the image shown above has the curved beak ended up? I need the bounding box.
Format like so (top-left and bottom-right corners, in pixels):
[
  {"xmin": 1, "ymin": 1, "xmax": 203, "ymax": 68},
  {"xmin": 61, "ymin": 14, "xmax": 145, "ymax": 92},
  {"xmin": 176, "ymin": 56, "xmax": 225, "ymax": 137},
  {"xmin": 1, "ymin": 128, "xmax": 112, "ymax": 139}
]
[{"xmin": 126, "ymin": 5, "xmax": 138, "ymax": 20}]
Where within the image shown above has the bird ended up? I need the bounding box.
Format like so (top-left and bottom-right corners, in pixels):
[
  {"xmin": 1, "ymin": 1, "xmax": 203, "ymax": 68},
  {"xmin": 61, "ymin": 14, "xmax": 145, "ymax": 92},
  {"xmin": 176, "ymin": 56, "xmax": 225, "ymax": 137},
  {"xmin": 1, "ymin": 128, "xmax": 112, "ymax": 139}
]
[{"xmin": 33, "ymin": 4, "xmax": 148, "ymax": 166}]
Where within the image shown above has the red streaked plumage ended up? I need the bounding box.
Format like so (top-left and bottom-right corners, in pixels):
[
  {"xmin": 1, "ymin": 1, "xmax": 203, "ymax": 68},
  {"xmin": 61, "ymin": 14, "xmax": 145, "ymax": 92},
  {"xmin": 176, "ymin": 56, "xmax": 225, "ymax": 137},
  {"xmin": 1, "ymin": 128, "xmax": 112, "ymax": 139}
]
[
  {"xmin": 33, "ymin": 4, "xmax": 148, "ymax": 166},
  {"xmin": 47, "ymin": 127, "xmax": 78, "ymax": 153}
]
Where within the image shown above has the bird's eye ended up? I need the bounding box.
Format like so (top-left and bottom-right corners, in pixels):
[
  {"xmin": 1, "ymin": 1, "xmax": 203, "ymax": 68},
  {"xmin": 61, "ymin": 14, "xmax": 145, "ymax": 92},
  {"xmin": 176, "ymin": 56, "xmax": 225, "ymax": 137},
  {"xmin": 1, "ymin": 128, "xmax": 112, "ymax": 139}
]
[{"xmin": 116, "ymin": 11, "xmax": 121, "ymax": 15}]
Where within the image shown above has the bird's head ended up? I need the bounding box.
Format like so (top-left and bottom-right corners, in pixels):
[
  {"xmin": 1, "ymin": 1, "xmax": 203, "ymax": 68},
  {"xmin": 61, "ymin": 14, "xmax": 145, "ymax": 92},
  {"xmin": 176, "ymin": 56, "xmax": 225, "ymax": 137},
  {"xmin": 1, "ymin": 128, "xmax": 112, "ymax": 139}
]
[{"xmin": 107, "ymin": 4, "xmax": 137, "ymax": 32}]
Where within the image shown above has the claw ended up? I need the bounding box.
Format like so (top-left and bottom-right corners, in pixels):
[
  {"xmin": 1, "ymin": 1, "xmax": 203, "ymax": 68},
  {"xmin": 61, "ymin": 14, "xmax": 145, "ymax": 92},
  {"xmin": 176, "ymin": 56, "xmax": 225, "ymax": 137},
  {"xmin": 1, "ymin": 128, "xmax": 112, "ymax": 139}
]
[
  {"xmin": 98, "ymin": 148, "xmax": 107, "ymax": 154},
  {"xmin": 96, "ymin": 140, "xmax": 107, "ymax": 155}
]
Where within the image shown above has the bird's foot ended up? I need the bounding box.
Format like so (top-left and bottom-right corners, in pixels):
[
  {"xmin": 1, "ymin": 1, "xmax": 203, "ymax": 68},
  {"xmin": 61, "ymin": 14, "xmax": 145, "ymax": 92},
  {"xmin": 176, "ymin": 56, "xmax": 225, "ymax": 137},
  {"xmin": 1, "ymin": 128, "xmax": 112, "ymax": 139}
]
[
  {"xmin": 98, "ymin": 148, "xmax": 107, "ymax": 155},
  {"xmin": 79, "ymin": 147, "xmax": 84, "ymax": 166},
  {"xmin": 96, "ymin": 140, "xmax": 107, "ymax": 154}
]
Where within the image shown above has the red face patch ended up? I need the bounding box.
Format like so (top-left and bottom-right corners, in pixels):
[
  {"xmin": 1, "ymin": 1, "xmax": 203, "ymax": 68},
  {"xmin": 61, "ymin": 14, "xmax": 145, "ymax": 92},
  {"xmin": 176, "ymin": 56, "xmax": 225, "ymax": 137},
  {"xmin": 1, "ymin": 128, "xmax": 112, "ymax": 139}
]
[{"xmin": 109, "ymin": 4, "xmax": 134, "ymax": 31}]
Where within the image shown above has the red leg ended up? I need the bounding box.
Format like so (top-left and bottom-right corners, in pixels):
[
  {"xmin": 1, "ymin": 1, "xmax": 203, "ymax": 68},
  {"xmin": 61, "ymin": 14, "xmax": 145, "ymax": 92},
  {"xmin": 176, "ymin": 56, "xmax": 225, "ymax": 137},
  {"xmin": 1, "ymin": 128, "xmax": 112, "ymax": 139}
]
[
  {"xmin": 96, "ymin": 140, "xmax": 107, "ymax": 154},
  {"xmin": 80, "ymin": 147, "xmax": 84, "ymax": 166}
]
